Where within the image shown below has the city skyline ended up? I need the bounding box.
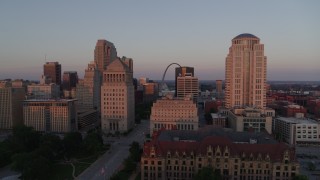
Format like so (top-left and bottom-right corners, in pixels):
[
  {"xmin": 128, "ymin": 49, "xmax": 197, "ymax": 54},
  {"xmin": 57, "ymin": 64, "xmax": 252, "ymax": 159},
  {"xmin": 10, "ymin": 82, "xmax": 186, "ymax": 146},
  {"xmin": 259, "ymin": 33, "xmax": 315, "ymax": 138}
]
[{"xmin": 0, "ymin": 1, "xmax": 319, "ymax": 81}]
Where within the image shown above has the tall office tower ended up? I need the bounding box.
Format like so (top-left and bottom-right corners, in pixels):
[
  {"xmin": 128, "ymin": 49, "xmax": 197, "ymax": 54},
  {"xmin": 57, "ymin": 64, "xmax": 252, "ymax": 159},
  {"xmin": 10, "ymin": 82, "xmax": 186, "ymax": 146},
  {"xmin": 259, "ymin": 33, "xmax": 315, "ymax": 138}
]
[
  {"xmin": 23, "ymin": 99, "xmax": 77, "ymax": 133},
  {"xmin": 176, "ymin": 73, "xmax": 199, "ymax": 101},
  {"xmin": 44, "ymin": 62, "xmax": 61, "ymax": 85},
  {"xmin": 101, "ymin": 57, "xmax": 134, "ymax": 133},
  {"xmin": 216, "ymin": 80, "xmax": 223, "ymax": 99},
  {"xmin": 175, "ymin": 66, "xmax": 194, "ymax": 96},
  {"xmin": 225, "ymin": 33, "xmax": 267, "ymax": 108},
  {"xmin": 0, "ymin": 85, "xmax": 25, "ymax": 129},
  {"xmin": 62, "ymin": 71, "xmax": 78, "ymax": 91},
  {"xmin": 76, "ymin": 61, "xmax": 101, "ymax": 111},
  {"xmin": 94, "ymin": 39, "xmax": 117, "ymax": 73}
]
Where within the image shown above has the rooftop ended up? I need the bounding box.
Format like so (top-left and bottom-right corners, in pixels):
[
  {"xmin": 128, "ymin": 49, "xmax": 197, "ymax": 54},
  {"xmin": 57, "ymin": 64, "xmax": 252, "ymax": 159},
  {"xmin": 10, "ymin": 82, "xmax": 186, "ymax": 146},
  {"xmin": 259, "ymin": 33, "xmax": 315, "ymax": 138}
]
[
  {"xmin": 276, "ymin": 117, "xmax": 319, "ymax": 124},
  {"xmin": 158, "ymin": 127, "xmax": 277, "ymax": 144},
  {"xmin": 233, "ymin": 33, "xmax": 259, "ymax": 40},
  {"xmin": 23, "ymin": 99, "xmax": 77, "ymax": 102}
]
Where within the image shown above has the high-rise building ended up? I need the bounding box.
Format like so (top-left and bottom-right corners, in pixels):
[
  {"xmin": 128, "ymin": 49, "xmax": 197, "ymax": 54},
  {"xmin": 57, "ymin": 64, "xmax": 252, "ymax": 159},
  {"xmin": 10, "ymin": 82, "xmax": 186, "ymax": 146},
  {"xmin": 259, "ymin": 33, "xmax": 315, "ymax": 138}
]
[
  {"xmin": 150, "ymin": 95, "xmax": 198, "ymax": 135},
  {"xmin": 23, "ymin": 99, "xmax": 77, "ymax": 133},
  {"xmin": 62, "ymin": 71, "xmax": 78, "ymax": 91},
  {"xmin": 0, "ymin": 84, "xmax": 25, "ymax": 129},
  {"xmin": 175, "ymin": 66, "xmax": 194, "ymax": 96},
  {"xmin": 94, "ymin": 39, "xmax": 117, "ymax": 73},
  {"xmin": 225, "ymin": 33, "xmax": 267, "ymax": 108},
  {"xmin": 76, "ymin": 61, "xmax": 101, "ymax": 111},
  {"xmin": 216, "ymin": 80, "xmax": 223, "ymax": 99},
  {"xmin": 176, "ymin": 74, "xmax": 199, "ymax": 101},
  {"xmin": 101, "ymin": 57, "xmax": 134, "ymax": 133},
  {"xmin": 44, "ymin": 62, "xmax": 61, "ymax": 85}
]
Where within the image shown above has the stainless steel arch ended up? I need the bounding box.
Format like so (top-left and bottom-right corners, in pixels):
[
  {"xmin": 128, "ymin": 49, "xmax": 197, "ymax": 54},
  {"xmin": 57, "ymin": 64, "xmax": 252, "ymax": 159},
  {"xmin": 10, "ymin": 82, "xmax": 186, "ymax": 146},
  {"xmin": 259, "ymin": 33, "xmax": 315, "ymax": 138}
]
[{"xmin": 160, "ymin": 63, "xmax": 181, "ymax": 91}]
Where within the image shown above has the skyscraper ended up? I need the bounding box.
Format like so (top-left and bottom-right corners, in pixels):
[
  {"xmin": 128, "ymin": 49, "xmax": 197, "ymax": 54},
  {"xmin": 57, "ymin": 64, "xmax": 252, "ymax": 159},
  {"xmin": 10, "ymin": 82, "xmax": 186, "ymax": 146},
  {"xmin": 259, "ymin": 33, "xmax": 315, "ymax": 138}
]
[
  {"xmin": 101, "ymin": 57, "xmax": 134, "ymax": 133},
  {"xmin": 225, "ymin": 33, "xmax": 267, "ymax": 108},
  {"xmin": 43, "ymin": 62, "xmax": 61, "ymax": 85},
  {"xmin": 62, "ymin": 71, "xmax": 78, "ymax": 91},
  {"xmin": 216, "ymin": 80, "xmax": 223, "ymax": 99},
  {"xmin": 176, "ymin": 74, "xmax": 199, "ymax": 101},
  {"xmin": 175, "ymin": 66, "xmax": 194, "ymax": 96},
  {"xmin": 76, "ymin": 61, "xmax": 101, "ymax": 111},
  {"xmin": 0, "ymin": 83, "xmax": 25, "ymax": 129},
  {"xmin": 94, "ymin": 39, "xmax": 117, "ymax": 73}
]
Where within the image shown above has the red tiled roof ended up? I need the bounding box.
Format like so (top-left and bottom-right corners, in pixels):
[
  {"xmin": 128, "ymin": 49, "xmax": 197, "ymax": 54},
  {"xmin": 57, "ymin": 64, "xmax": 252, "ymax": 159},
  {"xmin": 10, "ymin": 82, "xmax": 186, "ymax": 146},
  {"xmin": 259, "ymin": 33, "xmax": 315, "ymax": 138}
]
[{"xmin": 143, "ymin": 134, "xmax": 296, "ymax": 162}]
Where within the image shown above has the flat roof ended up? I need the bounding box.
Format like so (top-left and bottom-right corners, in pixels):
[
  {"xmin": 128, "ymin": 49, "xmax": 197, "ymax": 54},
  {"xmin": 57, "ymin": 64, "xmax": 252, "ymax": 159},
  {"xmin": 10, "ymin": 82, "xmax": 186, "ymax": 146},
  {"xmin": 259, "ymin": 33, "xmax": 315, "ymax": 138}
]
[
  {"xmin": 158, "ymin": 126, "xmax": 277, "ymax": 144},
  {"xmin": 210, "ymin": 113, "xmax": 226, "ymax": 118},
  {"xmin": 24, "ymin": 99, "xmax": 77, "ymax": 102},
  {"xmin": 277, "ymin": 117, "xmax": 319, "ymax": 125}
]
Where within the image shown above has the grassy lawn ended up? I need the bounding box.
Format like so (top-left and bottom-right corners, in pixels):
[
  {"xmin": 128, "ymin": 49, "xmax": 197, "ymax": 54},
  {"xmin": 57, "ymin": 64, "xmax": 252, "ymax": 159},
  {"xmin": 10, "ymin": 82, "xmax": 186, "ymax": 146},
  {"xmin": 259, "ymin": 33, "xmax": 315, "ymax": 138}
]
[
  {"xmin": 49, "ymin": 149, "xmax": 108, "ymax": 179},
  {"xmin": 74, "ymin": 155, "xmax": 99, "ymax": 176},
  {"xmin": 49, "ymin": 164, "xmax": 73, "ymax": 180}
]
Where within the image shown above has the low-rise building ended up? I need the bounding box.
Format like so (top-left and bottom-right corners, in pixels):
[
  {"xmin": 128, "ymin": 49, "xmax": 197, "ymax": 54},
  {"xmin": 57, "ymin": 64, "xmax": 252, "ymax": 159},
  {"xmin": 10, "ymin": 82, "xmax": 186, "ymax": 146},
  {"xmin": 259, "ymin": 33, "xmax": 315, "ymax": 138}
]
[
  {"xmin": 23, "ymin": 99, "xmax": 77, "ymax": 133},
  {"xmin": 228, "ymin": 107, "xmax": 275, "ymax": 134},
  {"xmin": 141, "ymin": 128, "xmax": 300, "ymax": 180},
  {"xmin": 274, "ymin": 117, "xmax": 320, "ymax": 145},
  {"xmin": 77, "ymin": 109, "xmax": 98, "ymax": 130},
  {"xmin": 210, "ymin": 113, "xmax": 227, "ymax": 127},
  {"xmin": 150, "ymin": 95, "xmax": 198, "ymax": 135},
  {"xmin": 27, "ymin": 83, "xmax": 60, "ymax": 99}
]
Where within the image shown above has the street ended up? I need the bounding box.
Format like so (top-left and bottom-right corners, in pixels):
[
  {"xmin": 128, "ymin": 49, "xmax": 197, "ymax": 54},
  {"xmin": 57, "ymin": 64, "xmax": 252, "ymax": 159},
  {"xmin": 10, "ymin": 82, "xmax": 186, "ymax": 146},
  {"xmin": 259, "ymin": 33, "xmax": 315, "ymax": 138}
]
[{"xmin": 77, "ymin": 120, "xmax": 149, "ymax": 180}]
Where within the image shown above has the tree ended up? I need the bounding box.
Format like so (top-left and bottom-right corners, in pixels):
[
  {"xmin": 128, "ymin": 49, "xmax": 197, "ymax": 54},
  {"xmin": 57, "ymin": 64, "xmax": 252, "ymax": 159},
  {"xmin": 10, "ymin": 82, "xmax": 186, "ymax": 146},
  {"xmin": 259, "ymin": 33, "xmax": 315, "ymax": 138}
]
[
  {"xmin": 129, "ymin": 141, "xmax": 141, "ymax": 162},
  {"xmin": 293, "ymin": 175, "xmax": 308, "ymax": 180},
  {"xmin": 0, "ymin": 140, "xmax": 12, "ymax": 167},
  {"xmin": 63, "ymin": 132, "xmax": 82, "ymax": 157},
  {"xmin": 8, "ymin": 125, "xmax": 40, "ymax": 153},
  {"xmin": 39, "ymin": 134, "xmax": 63, "ymax": 160},
  {"xmin": 307, "ymin": 161, "xmax": 316, "ymax": 171},
  {"xmin": 11, "ymin": 152, "xmax": 51, "ymax": 179},
  {"xmin": 194, "ymin": 167, "xmax": 221, "ymax": 180},
  {"xmin": 83, "ymin": 131, "xmax": 103, "ymax": 154},
  {"xmin": 124, "ymin": 157, "xmax": 136, "ymax": 172}
]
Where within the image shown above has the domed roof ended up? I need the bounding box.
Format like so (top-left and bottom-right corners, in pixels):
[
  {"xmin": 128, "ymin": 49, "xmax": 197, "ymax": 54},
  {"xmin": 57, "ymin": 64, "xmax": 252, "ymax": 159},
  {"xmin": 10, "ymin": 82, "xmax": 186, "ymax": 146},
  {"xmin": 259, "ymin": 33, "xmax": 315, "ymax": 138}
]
[{"xmin": 233, "ymin": 33, "xmax": 258, "ymax": 39}]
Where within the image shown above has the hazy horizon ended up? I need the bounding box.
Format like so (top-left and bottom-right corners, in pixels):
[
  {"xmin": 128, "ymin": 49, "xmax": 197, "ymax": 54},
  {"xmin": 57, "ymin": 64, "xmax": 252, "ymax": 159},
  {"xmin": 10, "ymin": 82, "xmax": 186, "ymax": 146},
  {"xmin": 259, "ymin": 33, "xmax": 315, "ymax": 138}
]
[{"xmin": 0, "ymin": 1, "xmax": 319, "ymax": 81}]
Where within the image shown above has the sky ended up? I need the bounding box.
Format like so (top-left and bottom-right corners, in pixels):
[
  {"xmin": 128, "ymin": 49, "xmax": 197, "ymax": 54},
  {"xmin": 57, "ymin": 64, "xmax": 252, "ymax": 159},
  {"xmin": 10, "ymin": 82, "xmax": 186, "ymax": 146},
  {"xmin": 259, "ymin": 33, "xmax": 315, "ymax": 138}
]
[{"xmin": 0, "ymin": 1, "xmax": 319, "ymax": 81}]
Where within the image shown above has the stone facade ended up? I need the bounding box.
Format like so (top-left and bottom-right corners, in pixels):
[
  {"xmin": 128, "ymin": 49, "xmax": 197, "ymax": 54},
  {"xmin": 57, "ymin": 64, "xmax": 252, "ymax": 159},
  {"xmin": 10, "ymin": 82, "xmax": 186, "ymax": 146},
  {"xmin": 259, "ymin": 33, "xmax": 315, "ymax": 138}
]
[
  {"xmin": 150, "ymin": 96, "xmax": 198, "ymax": 135},
  {"xmin": 101, "ymin": 57, "xmax": 134, "ymax": 133},
  {"xmin": 225, "ymin": 34, "xmax": 267, "ymax": 108},
  {"xmin": 141, "ymin": 128, "xmax": 300, "ymax": 180}
]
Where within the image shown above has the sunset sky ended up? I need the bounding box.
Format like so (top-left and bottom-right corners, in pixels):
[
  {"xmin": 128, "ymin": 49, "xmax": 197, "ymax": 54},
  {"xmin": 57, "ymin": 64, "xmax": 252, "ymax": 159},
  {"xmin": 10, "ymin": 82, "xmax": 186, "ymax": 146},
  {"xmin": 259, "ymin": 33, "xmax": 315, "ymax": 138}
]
[{"xmin": 0, "ymin": 0, "xmax": 319, "ymax": 81}]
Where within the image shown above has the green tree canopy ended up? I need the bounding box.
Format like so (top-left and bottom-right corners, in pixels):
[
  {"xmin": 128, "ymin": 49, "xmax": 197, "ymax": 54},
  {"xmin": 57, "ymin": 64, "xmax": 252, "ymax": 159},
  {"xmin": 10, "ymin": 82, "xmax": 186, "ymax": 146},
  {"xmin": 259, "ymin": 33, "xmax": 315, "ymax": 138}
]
[
  {"xmin": 194, "ymin": 167, "xmax": 222, "ymax": 180},
  {"xmin": 63, "ymin": 132, "xmax": 82, "ymax": 157}
]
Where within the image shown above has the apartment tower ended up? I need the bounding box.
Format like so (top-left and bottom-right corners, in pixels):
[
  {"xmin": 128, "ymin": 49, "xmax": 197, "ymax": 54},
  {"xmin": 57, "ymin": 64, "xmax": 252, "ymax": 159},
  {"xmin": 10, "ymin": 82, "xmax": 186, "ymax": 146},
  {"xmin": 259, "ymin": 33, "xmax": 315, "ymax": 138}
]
[
  {"xmin": 43, "ymin": 62, "xmax": 61, "ymax": 85},
  {"xmin": 225, "ymin": 33, "xmax": 267, "ymax": 108},
  {"xmin": 94, "ymin": 39, "xmax": 117, "ymax": 74},
  {"xmin": 101, "ymin": 57, "xmax": 134, "ymax": 133}
]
